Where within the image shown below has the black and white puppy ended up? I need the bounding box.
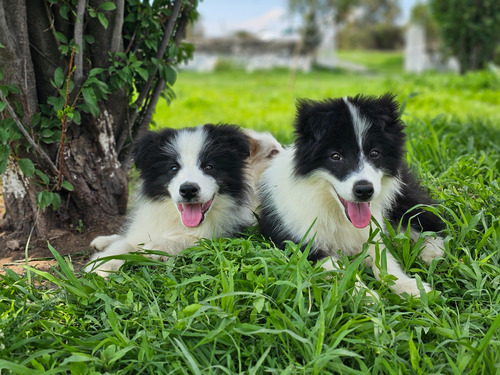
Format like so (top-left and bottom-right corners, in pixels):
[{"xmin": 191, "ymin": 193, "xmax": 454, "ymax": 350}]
[
  {"xmin": 85, "ymin": 124, "xmax": 254, "ymax": 276},
  {"xmin": 258, "ymin": 94, "xmax": 445, "ymax": 296},
  {"xmin": 85, "ymin": 124, "xmax": 282, "ymax": 276}
]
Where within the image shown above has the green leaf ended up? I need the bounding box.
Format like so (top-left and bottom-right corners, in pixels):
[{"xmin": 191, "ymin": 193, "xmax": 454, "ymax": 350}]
[
  {"xmin": 84, "ymin": 34, "xmax": 95, "ymax": 44},
  {"xmin": 37, "ymin": 190, "xmax": 50, "ymax": 210},
  {"xmin": 81, "ymin": 87, "xmax": 99, "ymax": 117},
  {"xmin": 47, "ymin": 95, "xmax": 65, "ymax": 112},
  {"xmin": 1, "ymin": 84, "xmax": 20, "ymax": 95},
  {"xmin": 97, "ymin": 12, "xmax": 109, "ymax": 29},
  {"xmin": 35, "ymin": 169, "xmax": 50, "ymax": 185},
  {"xmin": 61, "ymin": 180, "xmax": 74, "ymax": 191},
  {"xmin": 0, "ymin": 144, "xmax": 9, "ymax": 174},
  {"xmin": 136, "ymin": 67, "xmax": 149, "ymax": 81},
  {"xmin": 47, "ymin": 242, "xmax": 87, "ymax": 296},
  {"xmin": 41, "ymin": 129, "xmax": 55, "ymax": 138},
  {"xmin": 72, "ymin": 110, "xmax": 81, "ymax": 125},
  {"xmin": 99, "ymin": 1, "xmax": 117, "ymax": 11},
  {"xmin": 164, "ymin": 65, "xmax": 177, "ymax": 85},
  {"xmin": 0, "ymin": 101, "xmax": 5, "ymax": 112},
  {"xmin": 253, "ymin": 297, "xmax": 265, "ymax": 313},
  {"xmin": 59, "ymin": 44, "xmax": 69, "ymax": 55},
  {"xmin": 54, "ymin": 31, "xmax": 68, "ymax": 44},
  {"xmin": 168, "ymin": 44, "xmax": 179, "ymax": 58},
  {"xmin": 408, "ymin": 334, "xmax": 419, "ymax": 370},
  {"xmin": 18, "ymin": 158, "xmax": 35, "ymax": 177},
  {"xmin": 49, "ymin": 192, "xmax": 61, "ymax": 210},
  {"xmin": 89, "ymin": 68, "xmax": 105, "ymax": 77},
  {"xmin": 1, "ymin": 118, "xmax": 21, "ymax": 141},
  {"xmin": 0, "ymin": 360, "xmax": 38, "ymax": 374},
  {"xmin": 54, "ymin": 67, "xmax": 64, "ymax": 88},
  {"xmin": 0, "ymin": 126, "xmax": 8, "ymax": 143},
  {"xmin": 37, "ymin": 191, "xmax": 61, "ymax": 210},
  {"xmin": 31, "ymin": 112, "xmax": 41, "ymax": 127},
  {"xmin": 182, "ymin": 303, "xmax": 203, "ymax": 317},
  {"xmin": 59, "ymin": 4, "xmax": 71, "ymax": 20}
]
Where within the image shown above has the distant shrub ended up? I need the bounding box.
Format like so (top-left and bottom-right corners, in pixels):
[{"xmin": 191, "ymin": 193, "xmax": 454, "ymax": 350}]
[
  {"xmin": 213, "ymin": 59, "xmax": 244, "ymax": 72},
  {"xmin": 430, "ymin": 0, "xmax": 500, "ymax": 73},
  {"xmin": 338, "ymin": 24, "xmax": 404, "ymax": 50}
]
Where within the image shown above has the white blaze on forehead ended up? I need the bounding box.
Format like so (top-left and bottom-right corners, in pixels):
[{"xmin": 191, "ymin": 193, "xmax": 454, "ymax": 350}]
[
  {"xmin": 170, "ymin": 126, "xmax": 206, "ymax": 169},
  {"xmin": 343, "ymin": 97, "xmax": 370, "ymax": 150},
  {"xmin": 161, "ymin": 126, "xmax": 218, "ymax": 204}
]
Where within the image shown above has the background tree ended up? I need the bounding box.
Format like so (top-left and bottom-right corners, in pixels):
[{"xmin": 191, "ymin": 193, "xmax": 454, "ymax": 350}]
[
  {"xmin": 336, "ymin": 0, "xmax": 402, "ymax": 50},
  {"xmin": 429, "ymin": 0, "xmax": 500, "ymax": 73},
  {"xmin": 0, "ymin": 0, "xmax": 198, "ymax": 240},
  {"xmin": 288, "ymin": 0, "xmax": 403, "ymax": 51}
]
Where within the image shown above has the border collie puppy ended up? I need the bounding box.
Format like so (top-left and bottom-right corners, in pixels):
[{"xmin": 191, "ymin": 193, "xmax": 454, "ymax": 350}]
[
  {"xmin": 85, "ymin": 124, "xmax": 254, "ymax": 276},
  {"xmin": 258, "ymin": 94, "xmax": 445, "ymax": 296}
]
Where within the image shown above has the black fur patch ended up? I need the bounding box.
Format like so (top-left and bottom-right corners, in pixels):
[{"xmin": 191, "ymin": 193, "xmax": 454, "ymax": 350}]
[{"xmin": 133, "ymin": 128, "xmax": 179, "ymax": 200}]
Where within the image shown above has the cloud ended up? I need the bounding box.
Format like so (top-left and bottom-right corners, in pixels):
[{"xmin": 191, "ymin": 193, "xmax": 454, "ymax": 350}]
[
  {"xmin": 235, "ymin": 7, "xmax": 286, "ymax": 33},
  {"xmin": 199, "ymin": 3, "xmax": 291, "ymax": 37}
]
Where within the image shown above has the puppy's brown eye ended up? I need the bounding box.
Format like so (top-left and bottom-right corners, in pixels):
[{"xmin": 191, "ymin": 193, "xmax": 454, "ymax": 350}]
[
  {"xmin": 204, "ymin": 164, "xmax": 213, "ymax": 171},
  {"xmin": 330, "ymin": 152, "xmax": 342, "ymax": 161},
  {"xmin": 171, "ymin": 165, "xmax": 179, "ymax": 172},
  {"xmin": 369, "ymin": 150, "xmax": 380, "ymax": 158}
]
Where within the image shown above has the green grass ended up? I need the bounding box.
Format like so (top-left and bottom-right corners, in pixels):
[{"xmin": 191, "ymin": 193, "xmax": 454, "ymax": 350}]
[
  {"xmin": 1, "ymin": 64, "xmax": 499, "ymax": 373},
  {"xmin": 336, "ymin": 50, "xmax": 405, "ymax": 74}
]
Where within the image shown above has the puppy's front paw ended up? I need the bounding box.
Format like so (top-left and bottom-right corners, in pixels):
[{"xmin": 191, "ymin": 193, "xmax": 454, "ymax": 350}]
[
  {"xmin": 392, "ymin": 278, "xmax": 432, "ymax": 297},
  {"xmin": 91, "ymin": 234, "xmax": 122, "ymax": 251},
  {"xmin": 420, "ymin": 236, "xmax": 445, "ymax": 264},
  {"xmin": 84, "ymin": 257, "xmax": 125, "ymax": 277}
]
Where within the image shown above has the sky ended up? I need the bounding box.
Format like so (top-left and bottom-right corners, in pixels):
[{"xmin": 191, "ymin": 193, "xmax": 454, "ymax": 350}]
[{"xmin": 197, "ymin": 0, "xmax": 420, "ymax": 38}]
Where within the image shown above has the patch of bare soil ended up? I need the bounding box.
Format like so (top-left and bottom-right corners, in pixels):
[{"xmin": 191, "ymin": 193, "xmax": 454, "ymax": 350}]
[
  {"xmin": 0, "ymin": 227, "xmax": 114, "ymax": 275},
  {"xmin": 0, "ymin": 180, "xmax": 121, "ymax": 274}
]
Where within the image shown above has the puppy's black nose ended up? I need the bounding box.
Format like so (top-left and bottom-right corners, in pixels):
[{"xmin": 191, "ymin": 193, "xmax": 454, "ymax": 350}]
[
  {"xmin": 353, "ymin": 180, "xmax": 374, "ymax": 201},
  {"xmin": 179, "ymin": 183, "xmax": 200, "ymax": 200}
]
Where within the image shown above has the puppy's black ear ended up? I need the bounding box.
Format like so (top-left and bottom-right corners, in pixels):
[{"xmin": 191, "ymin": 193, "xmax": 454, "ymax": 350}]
[
  {"xmin": 352, "ymin": 93, "xmax": 404, "ymax": 131},
  {"xmin": 381, "ymin": 92, "xmax": 399, "ymax": 110},
  {"xmin": 132, "ymin": 128, "xmax": 176, "ymax": 171},
  {"xmin": 206, "ymin": 124, "xmax": 250, "ymax": 159},
  {"xmin": 132, "ymin": 132, "xmax": 156, "ymax": 171},
  {"xmin": 294, "ymin": 98, "xmax": 326, "ymax": 142},
  {"xmin": 379, "ymin": 92, "xmax": 403, "ymax": 125}
]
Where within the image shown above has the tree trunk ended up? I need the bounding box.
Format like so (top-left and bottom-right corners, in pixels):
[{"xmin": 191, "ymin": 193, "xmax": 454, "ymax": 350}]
[
  {"xmin": 53, "ymin": 108, "xmax": 129, "ymax": 232},
  {"xmin": 0, "ymin": 0, "xmax": 130, "ymax": 237}
]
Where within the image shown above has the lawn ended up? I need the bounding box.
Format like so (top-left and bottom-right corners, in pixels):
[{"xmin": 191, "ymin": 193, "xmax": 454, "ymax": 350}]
[
  {"xmin": 153, "ymin": 64, "xmax": 500, "ymax": 143},
  {"xmin": 1, "ymin": 61, "xmax": 499, "ymax": 373},
  {"xmin": 336, "ymin": 50, "xmax": 405, "ymax": 74}
]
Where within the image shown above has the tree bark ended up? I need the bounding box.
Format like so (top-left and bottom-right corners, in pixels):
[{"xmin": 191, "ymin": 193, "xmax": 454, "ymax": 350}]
[
  {"xmin": 0, "ymin": 1, "xmax": 38, "ymax": 118},
  {"xmin": 0, "ymin": 0, "xmax": 128, "ymax": 237},
  {"xmin": 1, "ymin": 1, "xmax": 44, "ymax": 235}
]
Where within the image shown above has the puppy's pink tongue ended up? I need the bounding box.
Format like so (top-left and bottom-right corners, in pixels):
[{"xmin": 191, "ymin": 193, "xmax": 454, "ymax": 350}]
[
  {"xmin": 346, "ymin": 202, "xmax": 371, "ymax": 228},
  {"xmin": 180, "ymin": 204, "xmax": 203, "ymax": 227}
]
